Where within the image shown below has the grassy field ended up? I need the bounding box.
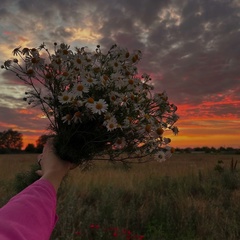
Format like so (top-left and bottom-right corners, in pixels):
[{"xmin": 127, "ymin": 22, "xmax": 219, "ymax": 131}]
[{"xmin": 0, "ymin": 153, "xmax": 240, "ymax": 239}]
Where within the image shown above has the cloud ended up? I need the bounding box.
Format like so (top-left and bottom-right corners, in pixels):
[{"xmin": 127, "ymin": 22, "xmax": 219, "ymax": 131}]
[
  {"xmin": 0, "ymin": 0, "xmax": 240, "ymax": 147},
  {"xmin": 0, "ymin": 106, "xmax": 49, "ymax": 134}
]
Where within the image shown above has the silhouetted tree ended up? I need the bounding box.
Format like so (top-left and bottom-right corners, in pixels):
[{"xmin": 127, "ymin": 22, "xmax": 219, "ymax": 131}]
[
  {"xmin": 202, "ymin": 146, "xmax": 211, "ymax": 153},
  {"xmin": 210, "ymin": 147, "xmax": 217, "ymax": 153},
  {"xmin": 36, "ymin": 134, "xmax": 52, "ymax": 153},
  {"xmin": 218, "ymin": 147, "xmax": 226, "ymax": 152},
  {"xmin": 0, "ymin": 129, "xmax": 23, "ymax": 152},
  {"xmin": 25, "ymin": 143, "xmax": 36, "ymax": 153}
]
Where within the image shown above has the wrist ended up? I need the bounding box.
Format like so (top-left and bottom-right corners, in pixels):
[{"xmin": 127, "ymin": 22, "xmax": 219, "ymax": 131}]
[{"xmin": 41, "ymin": 171, "xmax": 66, "ymax": 192}]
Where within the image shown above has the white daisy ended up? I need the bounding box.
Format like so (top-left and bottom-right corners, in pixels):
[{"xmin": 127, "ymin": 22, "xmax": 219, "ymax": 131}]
[
  {"xmin": 58, "ymin": 91, "xmax": 73, "ymax": 104},
  {"xmin": 113, "ymin": 137, "xmax": 126, "ymax": 149},
  {"xmin": 91, "ymin": 99, "xmax": 108, "ymax": 114},
  {"xmin": 122, "ymin": 116, "xmax": 133, "ymax": 128},
  {"xmin": 100, "ymin": 74, "xmax": 110, "ymax": 87},
  {"xmin": 72, "ymin": 111, "xmax": 82, "ymax": 123},
  {"xmin": 85, "ymin": 97, "xmax": 95, "ymax": 110},
  {"xmin": 104, "ymin": 116, "xmax": 118, "ymax": 131},
  {"xmin": 155, "ymin": 151, "xmax": 166, "ymax": 162},
  {"xmin": 72, "ymin": 82, "xmax": 89, "ymax": 98},
  {"xmin": 62, "ymin": 114, "xmax": 72, "ymax": 125},
  {"xmin": 165, "ymin": 146, "xmax": 175, "ymax": 159},
  {"xmin": 82, "ymin": 74, "xmax": 97, "ymax": 86},
  {"xmin": 73, "ymin": 54, "xmax": 85, "ymax": 67}
]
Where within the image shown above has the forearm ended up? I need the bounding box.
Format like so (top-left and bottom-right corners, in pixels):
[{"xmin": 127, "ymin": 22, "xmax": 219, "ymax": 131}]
[{"xmin": 0, "ymin": 179, "xmax": 57, "ymax": 240}]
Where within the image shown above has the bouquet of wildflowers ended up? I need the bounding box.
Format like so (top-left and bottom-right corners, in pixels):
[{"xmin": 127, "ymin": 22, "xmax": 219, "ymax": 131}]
[{"xmin": 2, "ymin": 43, "xmax": 179, "ymax": 164}]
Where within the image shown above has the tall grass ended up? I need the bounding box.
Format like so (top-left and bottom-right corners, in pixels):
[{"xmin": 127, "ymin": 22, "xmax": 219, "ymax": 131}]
[{"xmin": 0, "ymin": 153, "xmax": 240, "ymax": 239}]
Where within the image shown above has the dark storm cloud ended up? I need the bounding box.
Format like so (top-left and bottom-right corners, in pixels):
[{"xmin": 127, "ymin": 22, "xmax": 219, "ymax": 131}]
[
  {"xmin": 0, "ymin": 0, "xmax": 239, "ymax": 117},
  {"xmin": 0, "ymin": 92, "xmax": 25, "ymax": 109},
  {"xmin": 0, "ymin": 106, "xmax": 48, "ymax": 131}
]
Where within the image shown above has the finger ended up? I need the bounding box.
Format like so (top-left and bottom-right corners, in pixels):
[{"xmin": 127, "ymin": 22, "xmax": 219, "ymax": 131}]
[{"xmin": 37, "ymin": 154, "xmax": 43, "ymax": 166}]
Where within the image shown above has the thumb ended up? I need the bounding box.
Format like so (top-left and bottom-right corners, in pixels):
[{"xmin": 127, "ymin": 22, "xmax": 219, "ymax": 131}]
[{"xmin": 35, "ymin": 170, "xmax": 43, "ymax": 177}]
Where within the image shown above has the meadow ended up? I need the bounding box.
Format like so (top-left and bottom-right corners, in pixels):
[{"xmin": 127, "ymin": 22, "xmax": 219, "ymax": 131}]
[{"xmin": 0, "ymin": 153, "xmax": 240, "ymax": 239}]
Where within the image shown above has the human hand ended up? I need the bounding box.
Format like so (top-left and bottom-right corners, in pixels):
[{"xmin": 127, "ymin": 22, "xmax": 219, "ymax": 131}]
[{"xmin": 36, "ymin": 138, "xmax": 75, "ymax": 191}]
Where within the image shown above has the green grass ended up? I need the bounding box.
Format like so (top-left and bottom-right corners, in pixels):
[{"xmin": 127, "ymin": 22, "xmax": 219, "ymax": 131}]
[{"xmin": 0, "ymin": 153, "xmax": 240, "ymax": 239}]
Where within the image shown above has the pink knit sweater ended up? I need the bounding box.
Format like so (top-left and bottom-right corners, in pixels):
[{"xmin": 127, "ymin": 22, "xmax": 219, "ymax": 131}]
[{"xmin": 0, "ymin": 179, "xmax": 58, "ymax": 240}]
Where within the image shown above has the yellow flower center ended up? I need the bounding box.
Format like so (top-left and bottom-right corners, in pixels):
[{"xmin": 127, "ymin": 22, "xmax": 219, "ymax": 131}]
[
  {"xmin": 45, "ymin": 73, "xmax": 52, "ymax": 79},
  {"xmin": 26, "ymin": 69, "xmax": 34, "ymax": 75},
  {"xmin": 63, "ymin": 95, "xmax": 69, "ymax": 101},
  {"xmin": 132, "ymin": 55, "xmax": 138, "ymax": 63},
  {"xmin": 93, "ymin": 67, "xmax": 100, "ymax": 73},
  {"xmin": 103, "ymin": 75, "xmax": 109, "ymax": 81},
  {"xmin": 62, "ymin": 72, "xmax": 69, "ymax": 77},
  {"xmin": 156, "ymin": 127, "xmax": 164, "ymax": 135},
  {"xmin": 31, "ymin": 57, "xmax": 39, "ymax": 64},
  {"xmin": 87, "ymin": 97, "xmax": 94, "ymax": 103},
  {"xmin": 66, "ymin": 114, "xmax": 71, "ymax": 120},
  {"xmin": 77, "ymin": 84, "xmax": 84, "ymax": 91},
  {"xmin": 145, "ymin": 114, "xmax": 150, "ymax": 119},
  {"xmin": 87, "ymin": 78, "xmax": 93, "ymax": 83},
  {"xmin": 111, "ymin": 95, "xmax": 116, "ymax": 101},
  {"xmin": 145, "ymin": 124, "xmax": 151, "ymax": 133},
  {"xmin": 76, "ymin": 58, "xmax": 82, "ymax": 64},
  {"xmin": 63, "ymin": 49, "xmax": 68, "ymax": 55},
  {"xmin": 55, "ymin": 59, "xmax": 61, "ymax": 65},
  {"xmin": 128, "ymin": 79, "xmax": 134, "ymax": 85},
  {"xmin": 74, "ymin": 111, "xmax": 81, "ymax": 118},
  {"xmin": 116, "ymin": 139, "xmax": 123, "ymax": 144},
  {"xmin": 96, "ymin": 103, "xmax": 103, "ymax": 110}
]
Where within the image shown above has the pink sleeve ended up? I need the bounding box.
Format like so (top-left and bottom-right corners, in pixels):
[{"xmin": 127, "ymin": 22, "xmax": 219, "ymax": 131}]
[{"xmin": 0, "ymin": 178, "xmax": 58, "ymax": 240}]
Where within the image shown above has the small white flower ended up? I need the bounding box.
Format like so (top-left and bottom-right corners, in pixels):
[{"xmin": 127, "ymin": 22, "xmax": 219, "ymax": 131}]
[
  {"xmin": 122, "ymin": 117, "xmax": 133, "ymax": 128},
  {"xmin": 72, "ymin": 111, "xmax": 82, "ymax": 123},
  {"xmin": 155, "ymin": 151, "xmax": 166, "ymax": 162},
  {"xmin": 112, "ymin": 73, "xmax": 125, "ymax": 89},
  {"xmin": 73, "ymin": 54, "xmax": 86, "ymax": 67},
  {"xmin": 100, "ymin": 74, "xmax": 110, "ymax": 87},
  {"xmin": 58, "ymin": 91, "xmax": 73, "ymax": 104},
  {"xmin": 90, "ymin": 99, "xmax": 108, "ymax": 114},
  {"xmin": 72, "ymin": 82, "xmax": 89, "ymax": 98},
  {"xmin": 82, "ymin": 74, "xmax": 97, "ymax": 86},
  {"xmin": 85, "ymin": 97, "xmax": 95, "ymax": 109},
  {"xmin": 165, "ymin": 146, "xmax": 175, "ymax": 159},
  {"xmin": 104, "ymin": 116, "xmax": 118, "ymax": 131},
  {"xmin": 62, "ymin": 114, "xmax": 72, "ymax": 125},
  {"xmin": 113, "ymin": 137, "xmax": 126, "ymax": 149}
]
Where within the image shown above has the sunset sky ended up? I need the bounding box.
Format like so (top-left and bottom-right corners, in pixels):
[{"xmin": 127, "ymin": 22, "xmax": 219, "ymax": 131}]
[{"xmin": 0, "ymin": 0, "xmax": 239, "ymax": 149}]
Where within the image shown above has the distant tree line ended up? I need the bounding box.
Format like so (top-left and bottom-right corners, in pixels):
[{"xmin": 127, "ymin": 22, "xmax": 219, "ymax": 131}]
[
  {"xmin": 0, "ymin": 128, "xmax": 239, "ymax": 154},
  {"xmin": 175, "ymin": 146, "xmax": 240, "ymax": 154},
  {"xmin": 0, "ymin": 129, "xmax": 49, "ymax": 154},
  {"xmin": 0, "ymin": 129, "xmax": 23, "ymax": 153}
]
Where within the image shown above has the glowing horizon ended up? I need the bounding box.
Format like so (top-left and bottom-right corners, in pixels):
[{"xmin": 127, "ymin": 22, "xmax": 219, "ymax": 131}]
[{"xmin": 1, "ymin": 0, "xmax": 240, "ymax": 150}]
